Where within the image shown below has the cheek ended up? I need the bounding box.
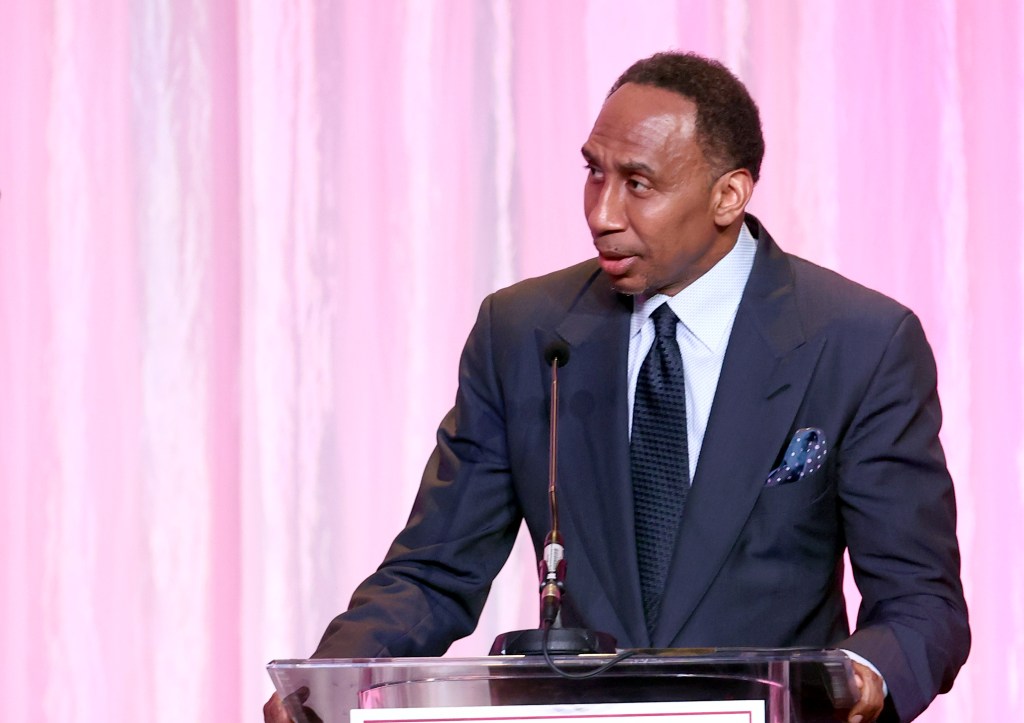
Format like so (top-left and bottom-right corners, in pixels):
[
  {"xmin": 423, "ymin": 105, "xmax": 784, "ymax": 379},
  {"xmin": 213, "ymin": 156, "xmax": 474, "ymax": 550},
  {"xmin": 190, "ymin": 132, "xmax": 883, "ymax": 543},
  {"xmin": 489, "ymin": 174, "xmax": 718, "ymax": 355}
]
[
  {"xmin": 582, "ymin": 186, "xmax": 598, "ymax": 222},
  {"xmin": 630, "ymin": 213, "xmax": 675, "ymax": 256},
  {"xmin": 654, "ymin": 209, "xmax": 705, "ymax": 252}
]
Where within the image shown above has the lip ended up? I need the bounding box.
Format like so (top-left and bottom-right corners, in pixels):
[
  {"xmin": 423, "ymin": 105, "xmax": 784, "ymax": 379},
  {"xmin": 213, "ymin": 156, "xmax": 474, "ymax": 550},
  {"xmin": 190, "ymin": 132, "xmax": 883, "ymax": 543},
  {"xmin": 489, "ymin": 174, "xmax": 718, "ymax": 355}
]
[{"xmin": 598, "ymin": 252, "xmax": 637, "ymax": 277}]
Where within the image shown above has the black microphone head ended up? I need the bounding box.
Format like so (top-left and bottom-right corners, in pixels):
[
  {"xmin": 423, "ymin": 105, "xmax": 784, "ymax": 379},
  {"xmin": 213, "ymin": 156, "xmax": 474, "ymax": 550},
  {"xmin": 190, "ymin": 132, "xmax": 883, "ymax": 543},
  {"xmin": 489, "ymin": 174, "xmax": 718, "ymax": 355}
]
[{"xmin": 543, "ymin": 340, "xmax": 571, "ymax": 367}]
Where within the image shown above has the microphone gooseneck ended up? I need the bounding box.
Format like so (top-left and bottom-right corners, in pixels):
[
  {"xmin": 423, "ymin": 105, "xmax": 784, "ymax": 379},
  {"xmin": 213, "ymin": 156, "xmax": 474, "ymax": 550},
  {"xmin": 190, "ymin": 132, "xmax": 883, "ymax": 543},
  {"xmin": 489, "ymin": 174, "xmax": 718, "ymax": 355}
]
[
  {"xmin": 490, "ymin": 339, "xmax": 617, "ymax": 659},
  {"xmin": 540, "ymin": 342, "xmax": 567, "ymax": 626}
]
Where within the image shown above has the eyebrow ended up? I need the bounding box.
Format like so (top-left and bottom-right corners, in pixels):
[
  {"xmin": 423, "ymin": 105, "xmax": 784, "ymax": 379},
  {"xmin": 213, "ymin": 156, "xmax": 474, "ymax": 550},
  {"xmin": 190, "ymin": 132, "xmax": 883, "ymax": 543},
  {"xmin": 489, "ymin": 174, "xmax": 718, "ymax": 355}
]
[
  {"xmin": 619, "ymin": 160, "xmax": 657, "ymax": 176},
  {"xmin": 580, "ymin": 147, "xmax": 656, "ymax": 177}
]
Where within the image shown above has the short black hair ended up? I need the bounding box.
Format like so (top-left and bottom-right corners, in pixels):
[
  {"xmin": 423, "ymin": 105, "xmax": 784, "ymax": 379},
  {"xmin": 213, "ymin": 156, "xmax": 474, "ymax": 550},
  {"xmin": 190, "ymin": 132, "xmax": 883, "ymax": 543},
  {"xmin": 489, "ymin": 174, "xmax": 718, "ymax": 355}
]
[{"xmin": 609, "ymin": 51, "xmax": 765, "ymax": 183}]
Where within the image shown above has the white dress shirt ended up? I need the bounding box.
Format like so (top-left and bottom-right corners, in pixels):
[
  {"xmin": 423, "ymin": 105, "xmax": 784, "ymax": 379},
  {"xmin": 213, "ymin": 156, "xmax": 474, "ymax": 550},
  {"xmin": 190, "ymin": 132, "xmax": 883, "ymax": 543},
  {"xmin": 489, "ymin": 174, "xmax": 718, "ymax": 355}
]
[{"xmin": 627, "ymin": 223, "xmax": 757, "ymax": 481}]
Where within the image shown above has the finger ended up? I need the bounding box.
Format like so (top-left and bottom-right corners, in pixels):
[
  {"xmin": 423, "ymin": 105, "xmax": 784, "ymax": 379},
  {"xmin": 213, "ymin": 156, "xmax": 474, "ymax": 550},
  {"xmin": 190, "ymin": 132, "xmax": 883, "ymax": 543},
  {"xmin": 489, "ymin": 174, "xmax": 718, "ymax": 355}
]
[
  {"xmin": 280, "ymin": 686, "xmax": 316, "ymax": 723},
  {"xmin": 264, "ymin": 692, "xmax": 292, "ymax": 723},
  {"xmin": 847, "ymin": 664, "xmax": 884, "ymax": 723},
  {"xmin": 302, "ymin": 704, "xmax": 326, "ymax": 723}
]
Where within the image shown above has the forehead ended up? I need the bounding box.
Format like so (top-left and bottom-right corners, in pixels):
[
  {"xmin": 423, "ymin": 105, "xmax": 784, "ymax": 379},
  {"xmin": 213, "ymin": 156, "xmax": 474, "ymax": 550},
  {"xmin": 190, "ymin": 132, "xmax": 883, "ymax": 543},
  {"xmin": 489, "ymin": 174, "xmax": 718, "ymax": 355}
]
[{"xmin": 583, "ymin": 83, "xmax": 700, "ymax": 166}]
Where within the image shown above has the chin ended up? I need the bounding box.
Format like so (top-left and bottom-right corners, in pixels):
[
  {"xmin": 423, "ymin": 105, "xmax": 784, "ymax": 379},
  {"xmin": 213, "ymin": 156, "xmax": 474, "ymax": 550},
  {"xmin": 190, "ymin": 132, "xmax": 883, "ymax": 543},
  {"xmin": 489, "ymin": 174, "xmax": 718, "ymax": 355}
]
[
  {"xmin": 608, "ymin": 278, "xmax": 643, "ymax": 296},
  {"xmin": 599, "ymin": 269, "xmax": 638, "ymax": 294}
]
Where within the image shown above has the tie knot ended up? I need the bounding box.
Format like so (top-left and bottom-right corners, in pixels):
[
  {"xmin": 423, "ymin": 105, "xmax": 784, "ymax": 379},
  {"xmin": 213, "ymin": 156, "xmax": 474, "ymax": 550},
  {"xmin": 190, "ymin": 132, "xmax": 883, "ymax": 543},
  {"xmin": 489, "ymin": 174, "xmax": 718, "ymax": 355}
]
[{"xmin": 650, "ymin": 303, "xmax": 678, "ymax": 340}]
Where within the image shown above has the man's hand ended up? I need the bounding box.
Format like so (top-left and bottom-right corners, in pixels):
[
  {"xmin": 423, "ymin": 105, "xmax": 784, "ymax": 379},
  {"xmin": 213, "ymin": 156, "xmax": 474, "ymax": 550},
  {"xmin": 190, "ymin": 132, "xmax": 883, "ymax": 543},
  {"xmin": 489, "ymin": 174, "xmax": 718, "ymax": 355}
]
[
  {"xmin": 264, "ymin": 692, "xmax": 292, "ymax": 723},
  {"xmin": 264, "ymin": 692, "xmax": 291, "ymax": 723},
  {"xmin": 848, "ymin": 661, "xmax": 885, "ymax": 723},
  {"xmin": 264, "ymin": 687, "xmax": 322, "ymax": 723}
]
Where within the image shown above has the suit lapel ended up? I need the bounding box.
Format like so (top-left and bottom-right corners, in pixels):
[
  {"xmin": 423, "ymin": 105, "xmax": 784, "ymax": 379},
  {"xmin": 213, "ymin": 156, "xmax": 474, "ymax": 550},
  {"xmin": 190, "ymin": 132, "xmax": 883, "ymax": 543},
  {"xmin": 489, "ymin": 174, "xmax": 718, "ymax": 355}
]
[
  {"xmin": 539, "ymin": 271, "xmax": 649, "ymax": 645},
  {"xmin": 654, "ymin": 221, "xmax": 827, "ymax": 645}
]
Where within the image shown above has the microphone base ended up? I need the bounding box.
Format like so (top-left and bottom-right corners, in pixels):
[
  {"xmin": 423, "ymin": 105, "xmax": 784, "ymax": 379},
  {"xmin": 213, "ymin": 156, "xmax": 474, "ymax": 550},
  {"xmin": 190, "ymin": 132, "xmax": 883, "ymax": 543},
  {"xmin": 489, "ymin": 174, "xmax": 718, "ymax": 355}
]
[{"xmin": 489, "ymin": 628, "xmax": 617, "ymax": 656}]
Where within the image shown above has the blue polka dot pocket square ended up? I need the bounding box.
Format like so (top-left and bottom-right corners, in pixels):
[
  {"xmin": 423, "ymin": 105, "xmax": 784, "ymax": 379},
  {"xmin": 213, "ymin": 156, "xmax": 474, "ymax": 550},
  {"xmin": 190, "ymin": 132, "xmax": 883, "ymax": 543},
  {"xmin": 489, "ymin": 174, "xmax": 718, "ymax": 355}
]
[{"xmin": 765, "ymin": 427, "xmax": 828, "ymax": 487}]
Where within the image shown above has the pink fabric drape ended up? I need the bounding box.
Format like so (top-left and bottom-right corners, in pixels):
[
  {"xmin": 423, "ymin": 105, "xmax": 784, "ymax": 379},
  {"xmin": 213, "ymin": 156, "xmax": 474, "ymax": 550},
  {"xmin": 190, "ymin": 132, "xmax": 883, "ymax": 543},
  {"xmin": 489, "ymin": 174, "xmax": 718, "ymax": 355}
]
[{"xmin": 1, "ymin": 1, "xmax": 1020, "ymax": 720}]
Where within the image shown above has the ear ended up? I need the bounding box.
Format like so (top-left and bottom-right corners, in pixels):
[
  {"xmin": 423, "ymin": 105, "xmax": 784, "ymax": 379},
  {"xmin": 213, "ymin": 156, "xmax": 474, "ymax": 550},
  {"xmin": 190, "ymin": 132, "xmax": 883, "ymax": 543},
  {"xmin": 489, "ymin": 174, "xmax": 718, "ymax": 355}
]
[{"xmin": 711, "ymin": 168, "xmax": 754, "ymax": 227}]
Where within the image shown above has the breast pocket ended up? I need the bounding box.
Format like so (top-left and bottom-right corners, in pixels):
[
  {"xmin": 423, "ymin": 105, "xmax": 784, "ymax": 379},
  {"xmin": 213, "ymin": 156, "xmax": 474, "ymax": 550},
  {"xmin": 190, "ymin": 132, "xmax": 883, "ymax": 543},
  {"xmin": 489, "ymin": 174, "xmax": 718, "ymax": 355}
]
[
  {"xmin": 755, "ymin": 466, "xmax": 835, "ymax": 515},
  {"xmin": 744, "ymin": 468, "xmax": 839, "ymax": 564}
]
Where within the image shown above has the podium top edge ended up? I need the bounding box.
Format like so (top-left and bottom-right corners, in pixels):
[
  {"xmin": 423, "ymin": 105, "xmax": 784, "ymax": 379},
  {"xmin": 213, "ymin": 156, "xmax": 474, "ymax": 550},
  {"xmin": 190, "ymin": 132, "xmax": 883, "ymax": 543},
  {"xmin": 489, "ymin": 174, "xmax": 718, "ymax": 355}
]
[{"xmin": 268, "ymin": 648, "xmax": 849, "ymax": 670}]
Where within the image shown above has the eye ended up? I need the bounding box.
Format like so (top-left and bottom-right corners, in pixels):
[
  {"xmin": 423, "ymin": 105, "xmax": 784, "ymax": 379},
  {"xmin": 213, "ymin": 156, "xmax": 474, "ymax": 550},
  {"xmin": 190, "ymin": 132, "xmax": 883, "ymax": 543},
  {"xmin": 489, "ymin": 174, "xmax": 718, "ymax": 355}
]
[
  {"xmin": 627, "ymin": 177, "xmax": 651, "ymax": 192},
  {"xmin": 583, "ymin": 163, "xmax": 604, "ymax": 181}
]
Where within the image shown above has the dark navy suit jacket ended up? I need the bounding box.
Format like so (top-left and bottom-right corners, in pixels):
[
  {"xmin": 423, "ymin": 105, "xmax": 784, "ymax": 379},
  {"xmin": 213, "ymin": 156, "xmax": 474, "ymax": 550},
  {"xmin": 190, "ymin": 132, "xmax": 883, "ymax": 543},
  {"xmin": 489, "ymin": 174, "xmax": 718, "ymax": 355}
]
[{"xmin": 314, "ymin": 216, "xmax": 969, "ymax": 722}]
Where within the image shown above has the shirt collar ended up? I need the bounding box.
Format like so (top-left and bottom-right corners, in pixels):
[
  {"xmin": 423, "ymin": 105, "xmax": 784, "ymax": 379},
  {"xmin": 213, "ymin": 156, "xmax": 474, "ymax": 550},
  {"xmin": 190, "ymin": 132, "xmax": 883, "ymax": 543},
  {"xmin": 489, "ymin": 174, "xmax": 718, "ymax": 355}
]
[{"xmin": 630, "ymin": 222, "xmax": 757, "ymax": 353}]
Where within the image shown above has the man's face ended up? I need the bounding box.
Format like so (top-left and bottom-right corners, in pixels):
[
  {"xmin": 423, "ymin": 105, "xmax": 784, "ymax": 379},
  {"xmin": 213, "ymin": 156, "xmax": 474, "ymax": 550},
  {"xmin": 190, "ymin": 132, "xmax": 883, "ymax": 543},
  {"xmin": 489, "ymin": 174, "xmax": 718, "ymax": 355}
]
[{"xmin": 582, "ymin": 83, "xmax": 735, "ymax": 297}]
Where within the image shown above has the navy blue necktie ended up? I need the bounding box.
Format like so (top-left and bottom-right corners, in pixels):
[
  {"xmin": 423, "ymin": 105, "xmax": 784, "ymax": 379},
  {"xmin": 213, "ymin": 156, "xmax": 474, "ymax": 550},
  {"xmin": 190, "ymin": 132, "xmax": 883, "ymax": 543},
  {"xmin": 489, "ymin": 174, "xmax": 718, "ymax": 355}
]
[{"xmin": 631, "ymin": 303, "xmax": 690, "ymax": 634}]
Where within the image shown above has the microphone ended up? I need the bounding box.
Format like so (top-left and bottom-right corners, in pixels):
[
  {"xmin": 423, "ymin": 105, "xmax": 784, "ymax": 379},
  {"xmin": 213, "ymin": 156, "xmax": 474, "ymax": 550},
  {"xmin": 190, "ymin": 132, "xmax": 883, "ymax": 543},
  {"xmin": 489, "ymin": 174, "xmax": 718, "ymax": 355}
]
[
  {"xmin": 490, "ymin": 339, "xmax": 616, "ymax": 656},
  {"xmin": 544, "ymin": 340, "xmax": 570, "ymax": 367}
]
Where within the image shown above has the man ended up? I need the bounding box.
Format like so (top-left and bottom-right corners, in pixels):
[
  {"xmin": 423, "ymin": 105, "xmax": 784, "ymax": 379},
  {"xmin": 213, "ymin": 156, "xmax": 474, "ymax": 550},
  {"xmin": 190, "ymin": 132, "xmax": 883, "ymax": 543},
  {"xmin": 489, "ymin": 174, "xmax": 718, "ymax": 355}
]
[{"xmin": 266, "ymin": 52, "xmax": 969, "ymax": 723}]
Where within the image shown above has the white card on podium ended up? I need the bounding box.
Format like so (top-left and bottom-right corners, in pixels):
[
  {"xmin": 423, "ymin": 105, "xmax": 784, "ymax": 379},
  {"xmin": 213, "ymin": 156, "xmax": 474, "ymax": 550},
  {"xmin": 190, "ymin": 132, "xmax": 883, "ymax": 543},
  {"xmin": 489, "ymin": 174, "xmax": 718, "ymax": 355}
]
[{"xmin": 352, "ymin": 700, "xmax": 765, "ymax": 723}]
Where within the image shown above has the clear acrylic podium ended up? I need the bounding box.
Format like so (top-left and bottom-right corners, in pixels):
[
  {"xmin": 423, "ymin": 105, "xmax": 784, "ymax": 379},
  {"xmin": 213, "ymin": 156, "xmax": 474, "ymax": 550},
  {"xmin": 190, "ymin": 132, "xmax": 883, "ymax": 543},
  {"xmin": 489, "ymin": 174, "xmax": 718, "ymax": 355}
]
[{"xmin": 268, "ymin": 648, "xmax": 858, "ymax": 723}]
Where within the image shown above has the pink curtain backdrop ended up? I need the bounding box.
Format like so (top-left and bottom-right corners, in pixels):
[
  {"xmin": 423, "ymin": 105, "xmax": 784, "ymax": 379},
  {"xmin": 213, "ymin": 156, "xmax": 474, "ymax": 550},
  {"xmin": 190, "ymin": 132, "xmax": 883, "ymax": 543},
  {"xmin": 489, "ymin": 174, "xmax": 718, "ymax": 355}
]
[{"xmin": 1, "ymin": 1, "xmax": 1020, "ymax": 720}]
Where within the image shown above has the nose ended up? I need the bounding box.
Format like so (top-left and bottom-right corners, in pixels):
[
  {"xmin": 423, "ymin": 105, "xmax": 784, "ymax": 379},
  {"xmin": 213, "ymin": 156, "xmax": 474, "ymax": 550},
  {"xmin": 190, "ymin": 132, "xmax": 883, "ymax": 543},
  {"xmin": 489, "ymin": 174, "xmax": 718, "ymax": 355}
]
[{"xmin": 585, "ymin": 179, "xmax": 626, "ymax": 237}]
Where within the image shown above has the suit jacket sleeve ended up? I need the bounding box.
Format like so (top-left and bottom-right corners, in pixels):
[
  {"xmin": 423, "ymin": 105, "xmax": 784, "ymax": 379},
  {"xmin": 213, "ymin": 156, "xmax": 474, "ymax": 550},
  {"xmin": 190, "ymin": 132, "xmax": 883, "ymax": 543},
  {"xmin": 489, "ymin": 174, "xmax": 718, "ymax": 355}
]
[
  {"xmin": 312, "ymin": 294, "xmax": 522, "ymax": 658},
  {"xmin": 837, "ymin": 311, "xmax": 969, "ymax": 721}
]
